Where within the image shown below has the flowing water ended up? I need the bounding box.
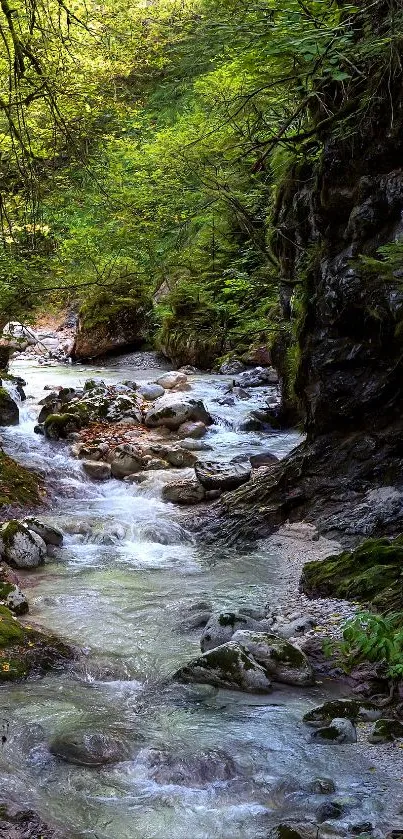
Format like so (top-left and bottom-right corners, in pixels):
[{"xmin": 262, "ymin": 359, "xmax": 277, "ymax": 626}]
[{"xmin": 0, "ymin": 354, "xmax": 401, "ymax": 838}]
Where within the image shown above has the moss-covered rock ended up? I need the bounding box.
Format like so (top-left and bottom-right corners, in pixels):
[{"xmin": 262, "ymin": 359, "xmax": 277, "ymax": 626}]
[
  {"xmin": 44, "ymin": 412, "xmax": 82, "ymax": 440},
  {"xmin": 368, "ymin": 718, "xmax": 403, "ymax": 744},
  {"xmin": 0, "ymin": 605, "xmax": 74, "ymax": 680},
  {"xmin": 301, "ymin": 536, "xmax": 403, "ymax": 612},
  {"xmin": 174, "ymin": 641, "xmax": 273, "ymax": 693},
  {"xmin": 303, "ymin": 698, "xmax": 381, "ymax": 727},
  {"xmin": 0, "ymin": 452, "xmax": 43, "ymax": 508},
  {"xmin": 231, "ymin": 630, "xmax": 314, "ymax": 686},
  {"xmin": 1, "ymin": 521, "xmax": 46, "ymax": 569}
]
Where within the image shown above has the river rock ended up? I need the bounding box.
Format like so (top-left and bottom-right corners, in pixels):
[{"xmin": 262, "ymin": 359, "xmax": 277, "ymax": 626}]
[
  {"xmin": 310, "ymin": 718, "xmax": 357, "ymax": 744},
  {"xmin": 307, "ymin": 777, "xmax": 336, "ymax": 794},
  {"xmin": 250, "ymin": 451, "xmax": 279, "ymax": 468},
  {"xmin": 179, "ymin": 439, "xmax": 213, "ymax": 451},
  {"xmin": 234, "ymin": 366, "xmax": 278, "ymax": 387},
  {"xmin": 140, "ymin": 746, "xmax": 238, "ymax": 786},
  {"xmin": 3, "ymin": 584, "xmax": 28, "ymax": 615},
  {"xmin": 200, "ymin": 612, "xmax": 262, "ymax": 652},
  {"xmin": 44, "ymin": 412, "xmax": 82, "ymax": 440},
  {"xmin": 0, "ymin": 389, "xmax": 19, "ymax": 426},
  {"xmin": 156, "ymin": 371, "xmax": 188, "ymax": 390},
  {"xmin": 175, "ymin": 641, "xmax": 273, "ymax": 693},
  {"xmin": 110, "ymin": 444, "xmax": 143, "ymax": 478},
  {"xmin": 194, "ymin": 461, "xmax": 251, "ymax": 491},
  {"xmin": 276, "ymin": 615, "xmax": 317, "ymax": 639},
  {"xmin": 368, "ymin": 718, "xmax": 403, "ymax": 743},
  {"xmin": 137, "ymin": 383, "xmax": 165, "ymax": 401},
  {"xmin": 145, "ymin": 395, "xmax": 212, "ymax": 430},
  {"xmin": 316, "ymin": 801, "xmax": 344, "ymax": 823},
  {"xmin": 219, "ymin": 360, "xmax": 246, "ymax": 375},
  {"xmin": 231, "ymin": 630, "xmax": 315, "ymax": 686},
  {"xmin": 49, "ymin": 730, "xmax": 130, "ymax": 766},
  {"xmin": 267, "ymin": 823, "xmax": 319, "ymax": 839},
  {"xmin": 177, "ymin": 610, "xmax": 212, "ymax": 632},
  {"xmin": 1, "ymin": 522, "xmax": 47, "ymax": 569},
  {"xmin": 303, "ymin": 698, "xmax": 381, "ymax": 727},
  {"xmin": 82, "ymin": 460, "xmax": 111, "ymax": 481},
  {"xmin": 146, "ymin": 444, "xmax": 197, "ymax": 468},
  {"xmin": 177, "ymin": 421, "xmax": 207, "ymax": 439},
  {"xmin": 23, "ymin": 518, "xmax": 63, "ymax": 547},
  {"xmin": 162, "ymin": 479, "xmax": 205, "ymax": 505}
]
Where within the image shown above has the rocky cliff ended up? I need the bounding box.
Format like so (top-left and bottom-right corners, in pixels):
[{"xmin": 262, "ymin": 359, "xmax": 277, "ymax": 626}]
[{"xmin": 217, "ymin": 1, "xmax": 403, "ymax": 543}]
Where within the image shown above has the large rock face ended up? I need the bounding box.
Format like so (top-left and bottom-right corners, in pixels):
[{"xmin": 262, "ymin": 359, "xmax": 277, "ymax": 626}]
[
  {"xmin": 73, "ymin": 303, "xmax": 151, "ymax": 360},
  {"xmin": 211, "ymin": 11, "xmax": 403, "ymax": 543}
]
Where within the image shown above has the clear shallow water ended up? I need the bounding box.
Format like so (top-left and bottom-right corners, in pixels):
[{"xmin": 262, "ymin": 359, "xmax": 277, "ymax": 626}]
[{"xmin": 0, "ymin": 355, "xmax": 401, "ymax": 837}]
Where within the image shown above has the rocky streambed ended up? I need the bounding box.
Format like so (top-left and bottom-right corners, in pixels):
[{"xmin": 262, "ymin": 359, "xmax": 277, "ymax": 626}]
[{"xmin": 0, "ymin": 354, "xmax": 401, "ymax": 838}]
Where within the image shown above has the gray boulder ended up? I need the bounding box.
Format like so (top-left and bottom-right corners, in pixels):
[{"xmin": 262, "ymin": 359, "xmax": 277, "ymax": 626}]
[
  {"xmin": 110, "ymin": 444, "xmax": 143, "ymax": 478},
  {"xmin": 82, "ymin": 460, "xmax": 111, "ymax": 481},
  {"xmin": 162, "ymin": 480, "xmax": 205, "ymax": 505},
  {"xmin": 232, "ymin": 630, "xmax": 315, "ymax": 686},
  {"xmin": 177, "ymin": 421, "xmax": 207, "ymax": 439},
  {"xmin": 195, "ymin": 460, "xmax": 251, "ymax": 491},
  {"xmin": 138, "ymin": 383, "xmax": 165, "ymax": 401},
  {"xmin": 23, "ymin": 518, "xmax": 63, "ymax": 547},
  {"xmin": 234, "ymin": 366, "xmax": 278, "ymax": 387},
  {"xmin": 175, "ymin": 641, "xmax": 273, "ymax": 693},
  {"xmin": 1, "ymin": 522, "xmax": 46, "ymax": 569},
  {"xmin": 200, "ymin": 611, "xmax": 262, "ymax": 652},
  {"xmin": 156, "ymin": 371, "xmax": 188, "ymax": 390},
  {"xmin": 310, "ymin": 717, "xmax": 357, "ymax": 744},
  {"xmin": 147, "ymin": 444, "xmax": 197, "ymax": 468},
  {"xmin": 219, "ymin": 360, "xmax": 246, "ymax": 375},
  {"xmin": 145, "ymin": 395, "xmax": 212, "ymax": 430},
  {"xmin": 180, "ymin": 439, "xmax": 213, "ymax": 452}
]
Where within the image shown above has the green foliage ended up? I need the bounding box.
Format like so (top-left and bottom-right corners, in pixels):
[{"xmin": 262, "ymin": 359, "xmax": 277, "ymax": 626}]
[{"xmin": 341, "ymin": 610, "xmax": 403, "ymax": 680}]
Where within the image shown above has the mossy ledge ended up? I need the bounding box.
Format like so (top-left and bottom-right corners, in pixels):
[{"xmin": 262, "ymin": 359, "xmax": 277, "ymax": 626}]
[
  {"xmin": 301, "ymin": 536, "xmax": 403, "ymax": 613},
  {"xmin": 0, "ymin": 605, "xmax": 75, "ymax": 681},
  {"xmin": 0, "ymin": 451, "xmax": 43, "ymax": 512}
]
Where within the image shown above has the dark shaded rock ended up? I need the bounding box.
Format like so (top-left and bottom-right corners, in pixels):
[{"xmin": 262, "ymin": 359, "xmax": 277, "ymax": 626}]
[
  {"xmin": 162, "ymin": 479, "xmax": 205, "ymax": 505},
  {"xmin": 368, "ymin": 718, "xmax": 403, "ymax": 744},
  {"xmin": 0, "ymin": 389, "xmax": 19, "ymax": 426},
  {"xmin": 195, "ymin": 460, "xmax": 251, "ymax": 491},
  {"xmin": 316, "ymin": 800, "xmax": 344, "ymax": 823},
  {"xmin": 303, "ymin": 699, "xmax": 380, "ymax": 727},
  {"xmin": 307, "ymin": 777, "xmax": 336, "ymax": 795},
  {"xmin": 0, "ymin": 803, "xmax": 62, "ymax": 839},
  {"xmin": 250, "ymin": 451, "xmax": 279, "ymax": 468},
  {"xmin": 310, "ymin": 718, "xmax": 357, "ymax": 744},
  {"xmin": 44, "ymin": 413, "xmax": 82, "ymax": 440},
  {"xmin": 49, "ymin": 730, "xmax": 130, "ymax": 766},
  {"xmin": 140, "ymin": 747, "xmax": 238, "ymax": 786}
]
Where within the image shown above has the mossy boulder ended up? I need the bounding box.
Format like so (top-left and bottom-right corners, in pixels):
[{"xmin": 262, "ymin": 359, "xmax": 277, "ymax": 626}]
[
  {"xmin": 303, "ymin": 698, "xmax": 381, "ymax": 727},
  {"xmin": 231, "ymin": 630, "xmax": 314, "ymax": 686},
  {"xmin": 309, "ymin": 717, "xmax": 357, "ymax": 744},
  {"xmin": 174, "ymin": 641, "xmax": 273, "ymax": 693},
  {"xmin": 200, "ymin": 612, "xmax": 262, "ymax": 652},
  {"xmin": 1, "ymin": 521, "xmax": 47, "ymax": 569},
  {"xmin": 301, "ymin": 536, "xmax": 403, "ymax": 612},
  {"xmin": 0, "ymin": 452, "xmax": 43, "ymax": 508},
  {"xmin": 368, "ymin": 718, "xmax": 403, "ymax": 744},
  {"xmin": 0, "ymin": 387, "xmax": 19, "ymax": 425},
  {"xmin": 0, "ymin": 605, "xmax": 74, "ymax": 680},
  {"xmin": 44, "ymin": 412, "xmax": 82, "ymax": 440}
]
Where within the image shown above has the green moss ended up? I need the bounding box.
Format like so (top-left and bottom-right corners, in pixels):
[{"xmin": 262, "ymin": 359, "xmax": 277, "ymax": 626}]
[
  {"xmin": 0, "ymin": 452, "xmax": 42, "ymax": 507},
  {"xmin": 303, "ymin": 699, "xmax": 373, "ymax": 725},
  {"xmin": 0, "ymin": 606, "xmax": 25, "ymax": 646},
  {"xmin": 301, "ymin": 536, "xmax": 403, "ymax": 613},
  {"xmin": 44, "ymin": 412, "xmax": 80, "ymax": 428}
]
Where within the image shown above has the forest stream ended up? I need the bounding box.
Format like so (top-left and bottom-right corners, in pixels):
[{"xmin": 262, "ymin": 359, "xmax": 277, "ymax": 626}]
[{"xmin": 0, "ymin": 353, "xmax": 400, "ymax": 839}]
